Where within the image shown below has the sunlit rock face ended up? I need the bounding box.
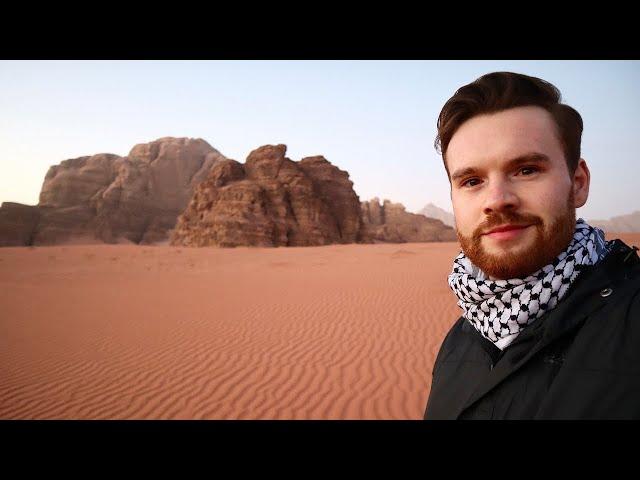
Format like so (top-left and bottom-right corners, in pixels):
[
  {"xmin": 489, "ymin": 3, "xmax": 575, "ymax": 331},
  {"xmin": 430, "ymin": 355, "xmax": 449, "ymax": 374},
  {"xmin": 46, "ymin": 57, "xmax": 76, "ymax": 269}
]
[{"xmin": 171, "ymin": 144, "xmax": 365, "ymax": 247}]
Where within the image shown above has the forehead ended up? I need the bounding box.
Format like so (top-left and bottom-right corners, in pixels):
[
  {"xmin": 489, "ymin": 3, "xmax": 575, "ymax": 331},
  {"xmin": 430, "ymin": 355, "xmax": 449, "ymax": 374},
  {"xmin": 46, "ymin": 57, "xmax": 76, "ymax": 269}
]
[{"xmin": 446, "ymin": 105, "xmax": 565, "ymax": 171}]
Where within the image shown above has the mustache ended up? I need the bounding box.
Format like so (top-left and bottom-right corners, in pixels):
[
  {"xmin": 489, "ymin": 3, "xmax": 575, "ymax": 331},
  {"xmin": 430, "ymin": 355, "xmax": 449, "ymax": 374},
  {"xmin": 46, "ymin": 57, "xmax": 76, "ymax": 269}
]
[{"xmin": 475, "ymin": 213, "xmax": 542, "ymax": 238}]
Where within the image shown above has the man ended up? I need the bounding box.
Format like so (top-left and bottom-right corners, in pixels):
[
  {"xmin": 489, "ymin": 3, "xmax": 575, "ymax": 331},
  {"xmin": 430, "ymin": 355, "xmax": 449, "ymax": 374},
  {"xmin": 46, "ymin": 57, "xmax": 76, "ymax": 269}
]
[{"xmin": 423, "ymin": 71, "xmax": 640, "ymax": 420}]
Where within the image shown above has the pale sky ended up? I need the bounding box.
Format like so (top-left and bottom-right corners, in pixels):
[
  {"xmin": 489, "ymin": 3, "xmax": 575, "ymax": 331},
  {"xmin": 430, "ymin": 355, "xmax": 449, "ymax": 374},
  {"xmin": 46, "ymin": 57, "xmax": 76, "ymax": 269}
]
[{"xmin": 0, "ymin": 60, "xmax": 637, "ymax": 220}]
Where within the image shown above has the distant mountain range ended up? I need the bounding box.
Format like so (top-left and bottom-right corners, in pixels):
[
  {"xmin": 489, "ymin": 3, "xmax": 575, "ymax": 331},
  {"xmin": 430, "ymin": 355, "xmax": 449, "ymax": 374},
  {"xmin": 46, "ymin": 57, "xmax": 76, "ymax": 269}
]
[
  {"xmin": 589, "ymin": 210, "xmax": 640, "ymax": 233},
  {"xmin": 417, "ymin": 203, "xmax": 456, "ymax": 228}
]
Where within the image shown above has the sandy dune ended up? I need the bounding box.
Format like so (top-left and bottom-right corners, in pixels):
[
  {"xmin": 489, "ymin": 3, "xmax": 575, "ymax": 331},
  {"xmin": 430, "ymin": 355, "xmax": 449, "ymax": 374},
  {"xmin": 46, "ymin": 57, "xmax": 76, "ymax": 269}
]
[{"xmin": 1, "ymin": 232, "xmax": 638, "ymax": 419}]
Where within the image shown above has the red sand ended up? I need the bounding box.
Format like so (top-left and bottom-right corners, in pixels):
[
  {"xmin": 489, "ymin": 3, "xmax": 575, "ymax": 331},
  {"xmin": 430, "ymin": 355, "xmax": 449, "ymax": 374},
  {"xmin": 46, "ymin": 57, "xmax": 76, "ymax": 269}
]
[{"xmin": 1, "ymin": 232, "xmax": 638, "ymax": 419}]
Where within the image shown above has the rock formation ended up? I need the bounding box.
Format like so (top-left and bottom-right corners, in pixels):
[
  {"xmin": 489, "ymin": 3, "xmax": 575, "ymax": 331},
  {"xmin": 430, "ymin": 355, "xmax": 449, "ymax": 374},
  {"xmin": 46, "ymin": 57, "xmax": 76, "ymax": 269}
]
[
  {"xmin": 360, "ymin": 198, "xmax": 457, "ymax": 243},
  {"xmin": 0, "ymin": 202, "xmax": 41, "ymax": 246},
  {"xmin": 418, "ymin": 202, "xmax": 456, "ymax": 228},
  {"xmin": 170, "ymin": 144, "xmax": 365, "ymax": 247},
  {"xmin": 589, "ymin": 210, "xmax": 640, "ymax": 233},
  {"xmin": 1, "ymin": 139, "xmax": 460, "ymax": 248},
  {"xmin": 0, "ymin": 137, "xmax": 226, "ymax": 246}
]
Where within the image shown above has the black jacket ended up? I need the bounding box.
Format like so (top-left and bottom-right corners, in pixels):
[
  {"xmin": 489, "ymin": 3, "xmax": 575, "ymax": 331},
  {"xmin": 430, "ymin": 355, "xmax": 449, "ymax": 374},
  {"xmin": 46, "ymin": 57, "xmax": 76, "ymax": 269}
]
[{"xmin": 424, "ymin": 238, "xmax": 640, "ymax": 420}]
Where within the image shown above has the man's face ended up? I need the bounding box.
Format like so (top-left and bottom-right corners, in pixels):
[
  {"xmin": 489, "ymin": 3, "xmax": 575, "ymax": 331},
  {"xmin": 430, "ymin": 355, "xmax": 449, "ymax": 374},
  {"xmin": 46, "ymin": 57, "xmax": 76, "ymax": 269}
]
[{"xmin": 446, "ymin": 105, "xmax": 590, "ymax": 280}]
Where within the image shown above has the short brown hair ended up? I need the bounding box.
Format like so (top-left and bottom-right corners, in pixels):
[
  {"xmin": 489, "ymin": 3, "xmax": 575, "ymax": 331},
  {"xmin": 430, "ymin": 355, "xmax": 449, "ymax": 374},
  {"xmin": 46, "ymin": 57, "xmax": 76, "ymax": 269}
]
[{"xmin": 435, "ymin": 71, "xmax": 583, "ymax": 180}]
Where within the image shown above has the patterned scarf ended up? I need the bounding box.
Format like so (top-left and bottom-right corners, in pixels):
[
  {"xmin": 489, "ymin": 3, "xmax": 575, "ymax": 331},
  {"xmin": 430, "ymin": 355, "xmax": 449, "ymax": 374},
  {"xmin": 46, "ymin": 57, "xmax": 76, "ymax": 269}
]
[{"xmin": 448, "ymin": 218, "xmax": 614, "ymax": 350}]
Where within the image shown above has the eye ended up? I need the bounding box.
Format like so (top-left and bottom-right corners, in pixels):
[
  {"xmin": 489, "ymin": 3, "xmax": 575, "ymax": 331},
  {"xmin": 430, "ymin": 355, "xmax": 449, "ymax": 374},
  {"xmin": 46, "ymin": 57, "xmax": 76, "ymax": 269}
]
[
  {"xmin": 459, "ymin": 166, "xmax": 540, "ymax": 188},
  {"xmin": 460, "ymin": 178, "xmax": 480, "ymax": 188},
  {"xmin": 519, "ymin": 166, "xmax": 539, "ymax": 175}
]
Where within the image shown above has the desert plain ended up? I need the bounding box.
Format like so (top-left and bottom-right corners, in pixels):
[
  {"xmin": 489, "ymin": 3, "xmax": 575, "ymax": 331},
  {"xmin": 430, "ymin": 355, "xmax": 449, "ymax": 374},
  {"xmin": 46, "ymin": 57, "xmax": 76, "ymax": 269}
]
[{"xmin": 1, "ymin": 232, "xmax": 638, "ymax": 420}]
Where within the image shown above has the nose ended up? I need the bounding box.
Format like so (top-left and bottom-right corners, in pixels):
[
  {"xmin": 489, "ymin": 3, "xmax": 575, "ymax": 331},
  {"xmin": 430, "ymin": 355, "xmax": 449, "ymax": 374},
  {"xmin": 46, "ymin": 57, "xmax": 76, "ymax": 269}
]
[{"xmin": 482, "ymin": 177, "xmax": 520, "ymax": 215}]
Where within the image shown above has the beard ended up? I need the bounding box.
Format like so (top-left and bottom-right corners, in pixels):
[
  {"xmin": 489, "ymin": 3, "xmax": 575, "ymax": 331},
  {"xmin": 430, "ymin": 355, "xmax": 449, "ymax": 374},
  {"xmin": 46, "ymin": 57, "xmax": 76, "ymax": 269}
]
[{"xmin": 456, "ymin": 189, "xmax": 577, "ymax": 280}]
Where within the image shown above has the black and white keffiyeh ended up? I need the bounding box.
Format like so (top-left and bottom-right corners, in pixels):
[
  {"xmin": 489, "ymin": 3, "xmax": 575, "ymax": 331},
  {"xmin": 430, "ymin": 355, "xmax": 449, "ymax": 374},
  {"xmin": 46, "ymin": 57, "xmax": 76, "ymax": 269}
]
[{"xmin": 448, "ymin": 218, "xmax": 615, "ymax": 350}]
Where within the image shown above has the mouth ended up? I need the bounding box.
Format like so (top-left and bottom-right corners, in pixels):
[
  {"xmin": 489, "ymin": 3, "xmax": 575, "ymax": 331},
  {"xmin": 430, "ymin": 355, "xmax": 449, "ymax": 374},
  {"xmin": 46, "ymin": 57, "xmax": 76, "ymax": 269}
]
[
  {"xmin": 483, "ymin": 224, "xmax": 532, "ymax": 241},
  {"xmin": 484, "ymin": 224, "xmax": 532, "ymax": 235}
]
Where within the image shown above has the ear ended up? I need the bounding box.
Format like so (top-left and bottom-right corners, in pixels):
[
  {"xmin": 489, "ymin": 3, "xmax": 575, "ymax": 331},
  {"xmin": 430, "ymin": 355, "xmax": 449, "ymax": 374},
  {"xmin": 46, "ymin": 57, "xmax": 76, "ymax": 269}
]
[{"xmin": 573, "ymin": 158, "xmax": 590, "ymax": 208}]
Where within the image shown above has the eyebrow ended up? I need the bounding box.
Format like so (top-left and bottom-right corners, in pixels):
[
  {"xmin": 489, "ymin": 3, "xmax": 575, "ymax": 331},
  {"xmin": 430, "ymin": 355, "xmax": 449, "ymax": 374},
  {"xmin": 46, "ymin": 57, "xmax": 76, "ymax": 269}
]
[{"xmin": 450, "ymin": 153, "xmax": 551, "ymax": 183}]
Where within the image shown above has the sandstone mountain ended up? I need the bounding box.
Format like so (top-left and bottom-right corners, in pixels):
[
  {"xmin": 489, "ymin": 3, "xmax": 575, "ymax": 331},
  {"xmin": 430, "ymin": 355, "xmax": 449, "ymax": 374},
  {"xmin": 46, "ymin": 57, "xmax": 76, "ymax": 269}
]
[
  {"xmin": 589, "ymin": 210, "xmax": 640, "ymax": 233},
  {"xmin": 0, "ymin": 137, "xmax": 226, "ymax": 246},
  {"xmin": 417, "ymin": 202, "xmax": 456, "ymax": 228},
  {"xmin": 361, "ymin": 197, "xmax": 457, "ymax": 243},
  {"xmin": 170, "ymin": 144, "xmax": 365, "ymax": 247},
  {"xmin": 1, "ymin": 139, "xmax": 459, "ymax": 248}
]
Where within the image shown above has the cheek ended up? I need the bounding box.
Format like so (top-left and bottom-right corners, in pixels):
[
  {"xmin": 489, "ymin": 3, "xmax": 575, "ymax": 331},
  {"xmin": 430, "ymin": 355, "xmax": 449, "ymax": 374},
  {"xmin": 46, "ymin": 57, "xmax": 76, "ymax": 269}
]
[
  {"xmin": 452, "ymin": 202, "xmax": 475, "ymax": 235},
  {"xmin": 525, "ymin": 184, "xmax": 569, "ymax": 219}
]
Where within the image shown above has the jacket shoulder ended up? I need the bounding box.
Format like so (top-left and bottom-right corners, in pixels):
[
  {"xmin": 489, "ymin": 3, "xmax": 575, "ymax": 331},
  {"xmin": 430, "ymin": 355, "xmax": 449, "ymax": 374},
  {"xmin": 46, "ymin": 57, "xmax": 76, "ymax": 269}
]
[{"xmin": 431, "ymin": 316, "xmax": 476, "ymax": 376}]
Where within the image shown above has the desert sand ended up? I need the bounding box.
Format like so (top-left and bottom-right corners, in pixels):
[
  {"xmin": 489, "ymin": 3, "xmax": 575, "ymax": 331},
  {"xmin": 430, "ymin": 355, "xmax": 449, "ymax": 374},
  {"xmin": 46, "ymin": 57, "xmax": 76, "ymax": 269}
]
[{"xmin": 1, "ymin": 232, "xmax": 638, "ymax": 420}]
